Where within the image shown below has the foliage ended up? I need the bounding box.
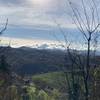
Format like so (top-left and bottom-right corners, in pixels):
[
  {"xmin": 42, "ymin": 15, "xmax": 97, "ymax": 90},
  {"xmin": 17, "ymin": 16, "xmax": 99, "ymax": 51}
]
[{"xmin": 0, "ymin": 55, "xmax": 10, "ymax": 73}]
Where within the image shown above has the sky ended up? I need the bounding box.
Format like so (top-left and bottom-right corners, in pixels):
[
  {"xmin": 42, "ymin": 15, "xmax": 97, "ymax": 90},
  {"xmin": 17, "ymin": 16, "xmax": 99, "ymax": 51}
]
[{"xmin": 0, "ymin": 0, "xmax": 100, "ymax": 49}]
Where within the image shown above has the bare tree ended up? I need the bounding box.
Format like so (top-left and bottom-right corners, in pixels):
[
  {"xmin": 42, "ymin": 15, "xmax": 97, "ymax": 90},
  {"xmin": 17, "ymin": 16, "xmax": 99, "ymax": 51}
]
[
  {"xmin": 52, "ymin": 18, "xmax": 82, "ymax": 100},
  {"xmin": 0, "ymin": 18, "xmax": 8, "ymax": 35},
  {"xmin": 0, "ymin": 18, "xmax": 8, "ymax": 53},
  {"xmin": 52, "ymin": 0, "xmax": 100, "ymax": 99},
  {"xmin": 67, "ymin": 0, "xmax": 100, "ymax": 100}
]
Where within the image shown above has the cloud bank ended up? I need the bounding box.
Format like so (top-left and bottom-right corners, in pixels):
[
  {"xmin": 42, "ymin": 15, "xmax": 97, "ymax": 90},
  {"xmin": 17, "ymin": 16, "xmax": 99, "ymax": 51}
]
[{"xmin": 0, "ymin": 0, "xmax": 100, "ymax": 50}]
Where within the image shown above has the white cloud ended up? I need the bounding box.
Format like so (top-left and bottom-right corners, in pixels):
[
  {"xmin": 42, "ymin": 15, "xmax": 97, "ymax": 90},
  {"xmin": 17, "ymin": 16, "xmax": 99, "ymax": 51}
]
[
  {"xmin": 0, "ymin": 0, "xmax": 100, "ymax": 51},
  {"xmin": 0, "ymin": 36, "xmax": 96, "ymax": 50}
]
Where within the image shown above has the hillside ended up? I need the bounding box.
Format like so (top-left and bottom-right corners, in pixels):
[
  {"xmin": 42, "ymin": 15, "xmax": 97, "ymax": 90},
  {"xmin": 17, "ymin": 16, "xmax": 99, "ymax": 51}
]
[{"xmin": 0, "ymin": 46, "xmax": 66, "ymax": 75}]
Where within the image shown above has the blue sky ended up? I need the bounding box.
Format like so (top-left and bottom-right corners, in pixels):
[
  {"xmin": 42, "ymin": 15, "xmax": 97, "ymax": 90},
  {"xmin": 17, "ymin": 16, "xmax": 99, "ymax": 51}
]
[
  {"xmin": 0, "ymin": 0, "xmax": 100, "ymax": 49},
  {"xmin": 0, "ymin": 0, "xmax": 75, "ymax": 39}
]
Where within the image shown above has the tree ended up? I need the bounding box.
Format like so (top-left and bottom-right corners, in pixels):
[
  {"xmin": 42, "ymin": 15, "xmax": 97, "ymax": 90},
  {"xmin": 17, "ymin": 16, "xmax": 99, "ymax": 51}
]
[
  {"xmin": 52, "ymin": 0, "xmax": 100, "ymax": 99},
  {"xmin": 66, "ymin": 0, "xmax": 100, "ymax": 100},
  {"xmin": 0, "ymin": 55, "xmax": 10, "ymax": 74},
  {"xmin": 0, "ymin": 18, "xmax": 8, "ymax": 35},
  {"xmin": 0, "ymin": 19, "xmax": 8, "ymax": 73}
]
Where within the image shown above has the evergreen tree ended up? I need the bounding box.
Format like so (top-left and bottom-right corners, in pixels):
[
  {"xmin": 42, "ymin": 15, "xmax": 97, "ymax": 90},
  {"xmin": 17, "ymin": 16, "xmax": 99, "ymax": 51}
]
[{"xmin": 0, "ymin": 55, "xmax": 10, "ymax": 74}]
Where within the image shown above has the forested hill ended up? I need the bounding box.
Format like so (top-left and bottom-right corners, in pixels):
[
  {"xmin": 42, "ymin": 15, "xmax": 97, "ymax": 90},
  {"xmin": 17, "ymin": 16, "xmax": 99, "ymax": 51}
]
[{"xmin": 0, "ymin": 46, "xmax": 66, "ymax": 75}]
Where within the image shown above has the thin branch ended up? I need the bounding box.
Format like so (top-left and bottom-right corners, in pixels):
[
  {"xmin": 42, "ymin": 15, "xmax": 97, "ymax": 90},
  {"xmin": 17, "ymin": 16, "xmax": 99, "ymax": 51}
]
[
  {"xmin": 68, "ymin": 0, "xmax": 88, "ymax": 40},
  {"xmin": 91, "ymin": 23, "xmax": 100, "ymax": 33},
  {"xmin": 91, "ymin": 0, "xmax": 100, "ymax": 23},
  {"xmin": 53, "ymin": 18, "xmax": 68, "ymax": 45},
  {"xmin": 0, "ymin": 19, "xmax": 8, "ymax": 35},
  {"xmin": 82, "ymin": 0, "xmax": 90, "ymax": 31},
  {"xmin": 75, "ymin": 7, "xmax": 89, "ymax": 32}
]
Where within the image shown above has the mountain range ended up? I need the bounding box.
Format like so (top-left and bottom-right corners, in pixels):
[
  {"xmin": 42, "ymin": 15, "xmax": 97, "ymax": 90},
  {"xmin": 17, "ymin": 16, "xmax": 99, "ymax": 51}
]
[
  {"xmin": 0, "ymin": 46, "xmax": 100, "ymax": 75},
  {"xmin": 0, "ymin": 46, "xmax": 66, "ymax": 75}
]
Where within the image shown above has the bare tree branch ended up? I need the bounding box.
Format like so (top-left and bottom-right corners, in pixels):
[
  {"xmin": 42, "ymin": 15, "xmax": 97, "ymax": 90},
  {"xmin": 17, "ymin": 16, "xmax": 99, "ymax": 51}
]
[{"xmin": 0, "ymin": 19, "xmax": 8, "ymax": 35}]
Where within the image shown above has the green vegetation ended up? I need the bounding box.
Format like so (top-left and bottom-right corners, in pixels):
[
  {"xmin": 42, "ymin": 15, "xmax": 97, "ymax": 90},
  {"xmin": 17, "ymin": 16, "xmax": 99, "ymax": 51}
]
[
  {"xmin": 32, "ymin": 72, "xmax": 67, "ymax": 90},
  {"xmin": 0, "ymin": 48, "xmax": 100, "ymax": 100},
  {"xmin": 0, "ymin": 68, "xmax": 100, "ymax": 100},
  {"xmin": 0, "ymin": 71, "xmax": 67, "ymax": 100},
  {"xmin": 32, "ymin": 72, "xmax": 67, "ymax": 100}
]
